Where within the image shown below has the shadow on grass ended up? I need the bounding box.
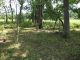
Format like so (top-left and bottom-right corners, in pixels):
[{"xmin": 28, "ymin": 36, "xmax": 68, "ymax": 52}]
[{"xmin": 0, "ymin": 28, "xmax": 80, "ymax": 60}]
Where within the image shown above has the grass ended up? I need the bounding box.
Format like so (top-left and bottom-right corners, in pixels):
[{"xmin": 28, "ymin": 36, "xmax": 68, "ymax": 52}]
[
  {"xmin": 70, "ymin": 21, "xmax": 80, "ymax": 29},
  {"xmin": 0, "ymin": 28, "xmax": 80, "ymax": 60},
  {"xmin": 0, "ymin": 19, "xmax": 80, "ymax": 60}
]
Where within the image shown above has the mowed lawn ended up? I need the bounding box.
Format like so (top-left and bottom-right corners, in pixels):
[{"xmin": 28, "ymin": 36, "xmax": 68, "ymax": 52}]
[{"xmin": 0, "ymin": 19, "xmax": 80, "ymax": 60}]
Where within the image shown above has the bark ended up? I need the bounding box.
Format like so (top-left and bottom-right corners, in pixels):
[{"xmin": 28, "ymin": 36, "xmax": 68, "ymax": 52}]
[
  {"xmin": 6, "ymin": 12, "xmax": 8, "ymax": 23},
  {"xmin": 10, "ymin": 0, "xmax": 14, "ymax": 23},
  {"xmin": 4, "ymin": 7, "xmax": 8, "ymax": 23},
  {"xmin": 63, "ymin": 0, "xmax": 70, "ymax": 38},
  {"xmin": 19, "ymin": 5, "xmax": 23, "ymax": 23},
  {"xmin": 17, "ymin": 0, "xmax": 24, "ymax": 23},
  {"xmin": 35, "ymin": 5, "xmax": 43, "ymax": 29}
]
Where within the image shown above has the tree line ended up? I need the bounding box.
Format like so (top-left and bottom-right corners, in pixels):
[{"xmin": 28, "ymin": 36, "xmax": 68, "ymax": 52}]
[{"xmin": 0, "ymin": 0, "xmax": 80, "ymax": 38}]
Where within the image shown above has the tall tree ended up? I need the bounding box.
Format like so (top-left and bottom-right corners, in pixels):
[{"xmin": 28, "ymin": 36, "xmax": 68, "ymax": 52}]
[
  {"xmin": 31, "ymin": 0, "xmax": 45, "ymax": 29},
  {"xmin": 18, "ymin": 0, "xmax": 25, "ymax": 23},
  {"xmin": 35, "ymin": 4, "xmax": 43, "ymax": 29},
  {"xmin": 4, "ymin": 6, "xmax": 8, "ymax": 23},
  {"xmin": 63, "ymin": 0, "xmax": 70, "ymax": 37},
  {"xmin": 0, "ymin": 0, "xmax": 8, "ymax": 23},
  {"xmin": 9, "ymin": 0, "xmax": 14, "ymax": 23}
]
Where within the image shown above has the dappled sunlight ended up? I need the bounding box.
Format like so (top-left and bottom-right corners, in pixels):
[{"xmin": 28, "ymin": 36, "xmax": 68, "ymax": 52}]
[
  {"xmin": 0, "ymin": 29, "xmax": 15, "ymax": 44},
  {"xmin": 0, "ymin": 40, "xmax": 11, "ymax": 44},
  {"xmin": 71, "ymin": 28, "xmax": 80, "ymax": 31},
  {"xmin": 0, "ymin": 20, "xmax": 80, "ymax": 60},
  {"xmin": 74, "ymin": 29, "xmax": 80, "ymax": 31},
  {"xmin": 8, "ymin": 43, "xmax": 21, "ymax": 49},
  {"xmin": 22, "ymin": 28, "xmax": 54, "ymax": 33},
  {"xmin": 0, "ymin": 53, "xmax": 8, "ymax": 60},
  {"xmin": 13, "ymin": 50, "xmax": 29, "ymax": 58},
  {"xmin": 0, "ymin": 27, "xmax": 80, "ymax": 60},
  {"xmin": 23, "ymin": 27, "xmax": 37, "ymax": 32}
]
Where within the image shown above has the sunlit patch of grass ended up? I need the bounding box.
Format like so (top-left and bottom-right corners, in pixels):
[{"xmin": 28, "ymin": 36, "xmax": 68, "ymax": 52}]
[
  {"xmin": 22, "ymin": 27, "xmax": 54, "ymax": 34},
  {"xmin": 70, "ymin": 19, "xmax": 80, "ymax": 29},
  {"xmin": 13, "ymin": 50, "xmax": 29, "ymax": 58},
  {"xmin": 0, "ymin": 53, "xmax": 8, "ymax": 60},
  {"xmin": 8, "ymin": 43, "xmax": 21, "ymax": 49}
]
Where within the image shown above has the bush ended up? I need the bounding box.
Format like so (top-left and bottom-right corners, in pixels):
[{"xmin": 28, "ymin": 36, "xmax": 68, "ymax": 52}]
[
  {"xmin": 70, "ymin": 23, "xmax": 80, "ymax": 29},
  {"xmin": 20, "ymin": 20, "xmax": 33, "ymax": 28},
  {"xmin": 43, "ymin": 21, "xmax": 55, "ymax": 29}
]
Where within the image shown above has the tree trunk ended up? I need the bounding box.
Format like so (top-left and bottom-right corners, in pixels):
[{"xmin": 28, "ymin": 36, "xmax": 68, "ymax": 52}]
[
  {"xmin": 35, "ymin": 5, "xmax": 43, "ymax": 29},
  {"xmin": 5, "ymin": 12, "xmax": 8, "ymax": 23},
  {"xmin": 12, "ymin": 11, "xmax": 14, "ymax": 22},
  {"xmin": 4, "ymin": 7, "xmax": 8, "ymax": 23},
  {"xmin": 78, "ymin": 8, "xmax": 80, "ymax": 18},
  {"xmin": 31, "ymin": 10, "xmax": 36, "ymax": 23},
  {"xmin": 10, "ymin": 0, "xmax": 14, "ymax": 23},
  {"xmin": 19, "ymin": 6, "xmax": 22, "ymax": 23},
  {"xmin": 11, "ymin": 6, "xmax": 14, "ymax": 23},
  {"xmin": 63, "ymin": 0, "xmax": 70, "ymax": 38}
]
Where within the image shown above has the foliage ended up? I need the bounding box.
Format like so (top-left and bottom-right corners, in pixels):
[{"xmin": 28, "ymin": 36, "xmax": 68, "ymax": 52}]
[
  {"xmin": 0, "ymin": 15, "xmax": 5, "ymax": 19},
  {"xmin": 70, "ymin": 19, "xmax": 80, "ymax": 29},
  {"xmin": 69, "ymin": 0, "xmax": 80, "ymax": 4},
  {"xmin": 18, "ymin": 0, "xmax": 25, "ymax": 6},
  {"xmin": 43, "ymin": 21, "xmax": 55, "ymax": 29},
  {"xmin": 16, "ymin": 14, "xmax": 25, "ymax": 24},
  {"xmin": 20, "ymin": 20, "xmax": 33, "ymax": 28},
  {"xmin": 44, "ymin": 4, "xmax": 63, "ymax": 20},
  {"xmin": 72, "ymin": 8, "xmax": 80, "ymax": 18}
]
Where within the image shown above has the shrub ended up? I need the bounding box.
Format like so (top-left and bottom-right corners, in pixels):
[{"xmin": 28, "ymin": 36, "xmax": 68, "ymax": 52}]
[{"xmin": 20, "ymin": 20, "xmax": 33, "ymax": 28}]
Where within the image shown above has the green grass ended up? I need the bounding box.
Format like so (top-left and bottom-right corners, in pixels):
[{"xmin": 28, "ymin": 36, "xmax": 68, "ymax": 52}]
[
  {"xmin": 70, "ymin": 19, "xmax": 80, "ymax": 29},
  {"xmin": 0, "ymin": 19, "xmax": 80, "ymax": 60},
  {"xmin": 0, "ymin": 28, "xmax": 80, "ymax": 60}
]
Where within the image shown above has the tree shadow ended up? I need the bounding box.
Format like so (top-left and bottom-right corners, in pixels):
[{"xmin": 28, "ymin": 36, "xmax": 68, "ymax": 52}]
[{"xmin": 0, "ymin": 28, "xmax": 80, "ymax": 60}]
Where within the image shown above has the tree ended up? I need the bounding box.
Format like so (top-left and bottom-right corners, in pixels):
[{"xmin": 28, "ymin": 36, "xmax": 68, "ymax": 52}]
[
  {"xmin": 63, "ymin": 0, "xmax": 70, "ymax": 38},
  {"xmin": 18, "ymin": 0, "xmax": 25, "ymax": 23},
  {"xmin": 31, "ymin": 0, "xmax": 44, "ymax": 29},
  {"xmin": 0, "ymin": 0, "xmax": 8, "ymax": 23},
  {"xmin": 4, "ymin": 6, "xmax": 8, "ymax": 23},
  {"xmin": 9, "ymin": 0, "xmax": 14, "ymax": 23},
  {"xmin": 35, "ymin": 4, "xmax": 43, "ymax": 29}
]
